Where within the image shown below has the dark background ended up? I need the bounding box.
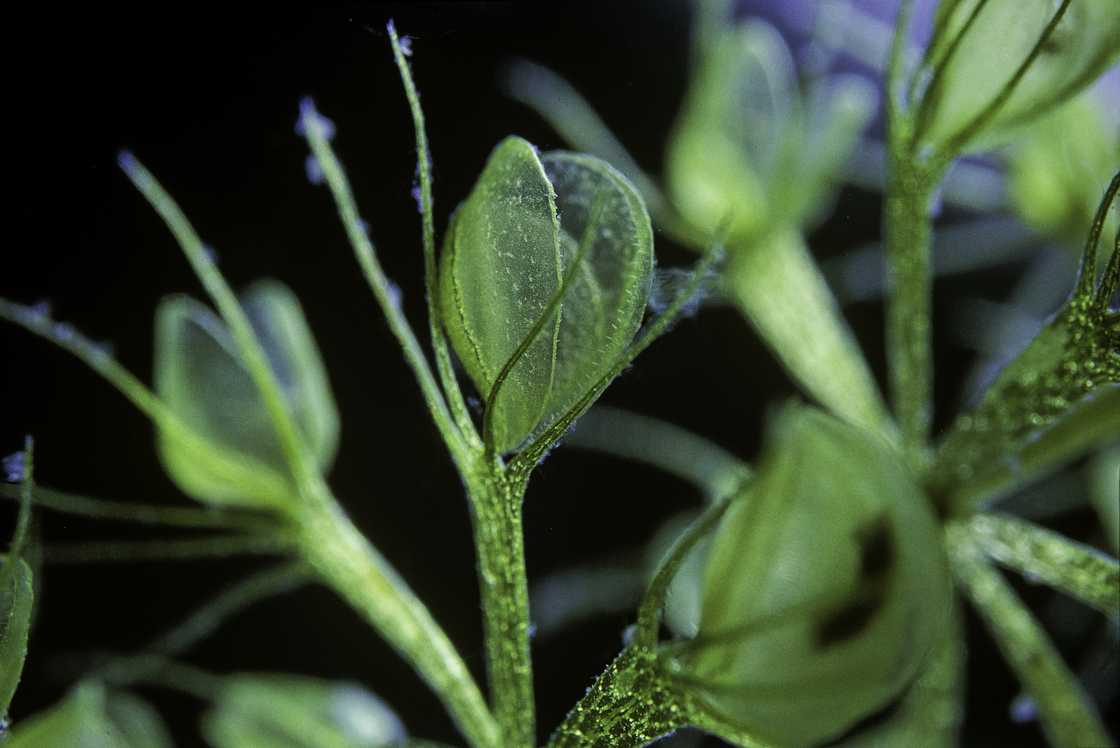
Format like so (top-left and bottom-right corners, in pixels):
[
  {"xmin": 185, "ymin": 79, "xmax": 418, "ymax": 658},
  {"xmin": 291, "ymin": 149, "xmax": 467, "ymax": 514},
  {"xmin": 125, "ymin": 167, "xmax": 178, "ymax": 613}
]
[{"xmin": 1, "ymin": 2, "xmax": 1113, "ymax": 746}]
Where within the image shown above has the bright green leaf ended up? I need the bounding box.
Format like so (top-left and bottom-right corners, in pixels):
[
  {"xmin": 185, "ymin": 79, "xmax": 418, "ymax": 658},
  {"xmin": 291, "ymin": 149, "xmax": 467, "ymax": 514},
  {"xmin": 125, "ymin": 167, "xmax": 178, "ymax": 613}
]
[
  {"xmin": 0, "ymin": 555, "xmax": 33, "ymax": 727},
  {"xmin": 202, "ymin": 673, "xmax": 403, "ymax": 748},
  {"xmin": 671, "ymin": 406, "xmax": 950, "ymax": 747},
  {"xmin": 440, "ymin": 137, "xmax": 653, "ymax": 453},
  {"xmin": 154, "ymin": 280, "xmax": 338, "ymax": 508},
  {"xmin": 915, "ymin": 0, "xmax": 1120, "ymax": 154}
]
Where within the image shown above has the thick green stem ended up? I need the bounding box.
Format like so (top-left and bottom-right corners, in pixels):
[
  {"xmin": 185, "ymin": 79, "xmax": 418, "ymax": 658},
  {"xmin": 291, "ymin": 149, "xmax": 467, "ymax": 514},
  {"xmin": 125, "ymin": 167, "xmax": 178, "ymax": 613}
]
[
  {"xmin": 468, "ymin": 469, "xmax": 535, "ymax": 747},
  {"xmin": 548, "ymin": 646, "xmax": 686, "ymax": 747},
  {"xmin": 294, "ymin": 498, "xmax": 500, "ymax": 748},
  {"xmin": 884, "ymin": 154, "xmax": 940, "ymax": 464},
  {"xmin": 728, "ymin": 227, "xmax": 894, "ymax": 442}
]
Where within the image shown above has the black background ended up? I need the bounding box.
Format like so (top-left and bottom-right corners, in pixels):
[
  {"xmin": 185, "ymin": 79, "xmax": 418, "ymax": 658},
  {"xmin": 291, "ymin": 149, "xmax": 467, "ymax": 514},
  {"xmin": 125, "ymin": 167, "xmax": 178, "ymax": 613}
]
[{"xmin": 1, "ymin": 2, "xmax": 1114, "ymax": 746}]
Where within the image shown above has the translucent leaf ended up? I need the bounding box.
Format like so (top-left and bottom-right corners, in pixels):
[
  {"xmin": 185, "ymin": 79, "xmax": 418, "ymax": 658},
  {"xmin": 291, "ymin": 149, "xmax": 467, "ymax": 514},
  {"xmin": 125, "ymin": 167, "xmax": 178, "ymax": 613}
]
[
  {"xmin": 675, "ymin": 406, "xmax": 950, "ymax": 746},
  {"xmin": 155, "ymin": 280, "xmax": 338, "ymax": 507},
  {"xmin": 4, "ymin": 683, "xmax": 166, "ymax": 748},
  {"xmin": 440, "ymin": 137, "xmax": 653, "ymax": 453},
  {"xmin": 838, "ymin": 603, "xmax": 965, "ymax": 748},
  {"xmin": 202, "ymin": 673, "xmax": 404, "ymax": 748},
  {"xmin": 665, "ymin": 20, "xmax": 792, "ymax": 242},
  {"xmin": 666, "ymin": 18, "xmax": 873, "ymax": 243},
  {"xmin": 0, "ymin": 555, "xmax": 33, "ymax": 724},
  {"xmin": 915, "ymin": 0, "xmax": 1120, "ymax": 153},
  {"xmin": 439, "ymin": 136, "xmax": 562, "ymax": 452}
]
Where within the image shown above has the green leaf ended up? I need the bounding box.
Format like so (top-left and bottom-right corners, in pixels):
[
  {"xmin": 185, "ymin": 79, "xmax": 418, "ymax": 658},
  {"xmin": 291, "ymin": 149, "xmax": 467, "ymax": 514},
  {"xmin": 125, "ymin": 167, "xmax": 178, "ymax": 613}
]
[
  {"xmin": 670, "ymin": 406, "xmax": 950, "ymax": 747},
  {"xmin": 915, "ymin": 0, "xmax": 1120, "ymax": 154},
  {"xmin": 202, "ymin": 673, "xmax": 404, "ymax": 748},
  {"xmin": 154, "ymin": 280, "xmax": 339, "ymax": 508},
  {"xmin": 0, "ymin": 555, "xmax": 33, "ymax": 726},
  {"xmin": 440, "ymin": 137, "xmax": 653, "ymax": 453},
  {"xmin": 665, "ymin": 18, "xmax": 874, "ymax": 243},
  {"xmin": 5, "ymin": 683, "xmax": 169, "ymax": 748},
  {"xmin": 838, "ymin": 602, "xmax": 965, "ymax": 748},
  {"xmin": 1008, "ymin": 90, "xmax": 1120, "ymax": 246}
]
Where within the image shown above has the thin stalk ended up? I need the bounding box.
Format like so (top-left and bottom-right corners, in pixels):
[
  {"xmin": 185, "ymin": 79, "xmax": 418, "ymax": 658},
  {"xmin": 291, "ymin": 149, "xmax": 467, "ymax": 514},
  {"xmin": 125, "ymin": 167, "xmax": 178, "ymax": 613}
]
[
  {"xmin": 294, "ymin": 494, "xmax": 499, "ymax": 748},
  {"xmin": 947, "ymin": 524, "xmax": 1113, "ymax": 748},
  {"xmin": 388, "ymin": 23, "xmax": 481, "ymax": 450},
  {"xmin": 0, "ymin": 483, "xmax": 271, "ymax": 533},
  {"xmin": 117, "ymin": 153, "xmax": 319, "ymax": 501},
  {"xmin": 566, "ymin": 406, "xmax": 750, "ymax": 501},
  {"xmin": 467, "ymin": 468, "xmax": 535, "ymax": 748},
  {"xmin": 43, "ymin": 534, "xmax": 290, "ymax": 564},
  {"xmin": 299, "ymin": 99, "xmax": 473, "ymax": 470}
]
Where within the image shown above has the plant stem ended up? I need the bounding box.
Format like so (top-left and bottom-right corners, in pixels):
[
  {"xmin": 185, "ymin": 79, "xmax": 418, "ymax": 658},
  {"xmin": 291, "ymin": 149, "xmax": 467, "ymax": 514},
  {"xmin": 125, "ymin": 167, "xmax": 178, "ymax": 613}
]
[
  {"xmin": 467, "ymin": 467, "xmax": 535, "ymax": 748},
  {"xmin": 294, "ymin": 496, "xmax": 500, "ymax": 748},
  {"xmin": 548, "ymin": 645, "xmax": 686, "ymax": 747},
  {"xmin": 883, "ymin": 150, "xmax": 940, "ymax": 465},
  {"xmin": 728, "ymin": 227, "xmax": 895, "ymax": 442}
]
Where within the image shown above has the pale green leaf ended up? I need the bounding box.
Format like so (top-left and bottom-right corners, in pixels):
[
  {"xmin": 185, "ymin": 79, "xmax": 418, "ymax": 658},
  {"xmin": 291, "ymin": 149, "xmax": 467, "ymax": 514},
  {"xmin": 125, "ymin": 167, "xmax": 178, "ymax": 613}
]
[
  {"xmin": 4, "ymin": 683, "xmax": 167, "ymax": 748},
  {"xmin": 916, "ymin": 0, "xmax": 1120, "ymax": 154},
  {"xmin": 105, "ymin": 690, "xmax": 175, "ymax": 748},
  {"xmin": 154, "ymin": 280, "xmax": 338, "ymax": 507},
  {"xmin": 0, "ymin": 555, "xmax": 33, "ymax": 724},
  {"xmin": 838, "ymin": 602, "xmax": 965, "ymax": 748},
  {"xmin": 440, "ymin": 137, "xmax": 653, "ymax": 453},
  {"xmin": 673, "ymin": 406, "xmax": 950, "ymax": 746},
  {"xmin": 202, "ymin": 673, "xmax": 403, "ymax": 748},
  {"xmin": 1008, "ymin": 89, "xmax": 1120, "ymax": 246},
  {"xmin": 440, "ymin": 136, "xmax": 562, "ymax": 452}
]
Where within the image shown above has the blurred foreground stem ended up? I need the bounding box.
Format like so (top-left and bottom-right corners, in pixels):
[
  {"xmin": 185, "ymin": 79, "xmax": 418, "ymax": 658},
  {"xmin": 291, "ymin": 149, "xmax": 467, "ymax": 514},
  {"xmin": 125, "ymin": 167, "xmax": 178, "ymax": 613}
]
[{"xmin": 293, "ymin": 491, "xmax": 500, "ymax": 748}]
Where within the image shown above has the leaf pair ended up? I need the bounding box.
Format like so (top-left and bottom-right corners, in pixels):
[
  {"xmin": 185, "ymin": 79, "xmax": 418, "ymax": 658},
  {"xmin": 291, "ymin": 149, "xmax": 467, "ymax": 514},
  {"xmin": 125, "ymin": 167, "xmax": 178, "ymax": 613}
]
[
  {"xmin": 665, "ymin": 14, "xmax": 875, "ymax": 244},
  {"xmin": 663, "ymin": 405, "xmax": 950, "ymax": 746},
  {"xmin": 439, "ymin": 136, "xmax": 654, "ymax": 454},
  {"xmin": 155, "ymin": 281, "xmax": 339, "ymax": 509},
  {"xmin": 913, "ymin": 0, "xmax": 1120, "ymax": 156}
]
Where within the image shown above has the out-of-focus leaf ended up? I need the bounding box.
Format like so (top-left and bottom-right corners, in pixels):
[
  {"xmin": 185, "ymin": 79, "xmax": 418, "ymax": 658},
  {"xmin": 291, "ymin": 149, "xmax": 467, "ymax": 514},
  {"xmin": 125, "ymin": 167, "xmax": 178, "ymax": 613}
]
[
  {"xmin": 202, "ymin": 673, "xmax": 404, "ymax": 748},
  {"xmin": 916, "ymin": 0, "xmax": 1120, "ymax": 154},
  {"xmin": 154, "ymin": 280, "xmax": 338, "ymax": 508},
  {"xmin": 5, "ymin": 683, "xmax": 169, "ymax": 748},
  {"xmin": 668, "ymin": 406, "xmax": 950, "ymax": 746}
]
